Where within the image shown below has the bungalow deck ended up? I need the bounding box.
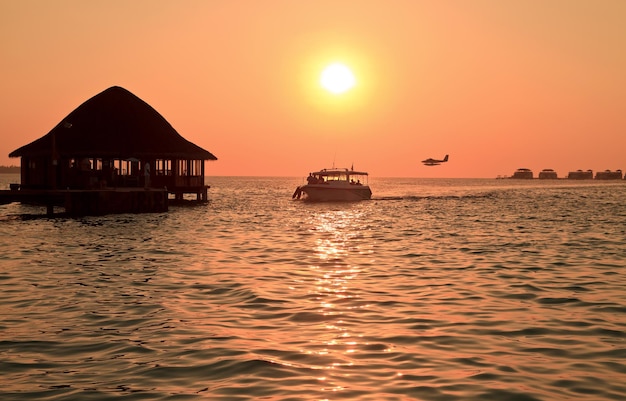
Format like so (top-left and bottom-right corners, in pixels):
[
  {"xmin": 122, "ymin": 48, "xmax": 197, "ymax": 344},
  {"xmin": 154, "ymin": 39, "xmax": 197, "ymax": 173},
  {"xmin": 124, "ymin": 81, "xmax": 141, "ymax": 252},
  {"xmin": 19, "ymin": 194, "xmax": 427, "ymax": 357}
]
[{"xmin": 0, "ymin": 188, "xmax": 169, "ymax": 216}]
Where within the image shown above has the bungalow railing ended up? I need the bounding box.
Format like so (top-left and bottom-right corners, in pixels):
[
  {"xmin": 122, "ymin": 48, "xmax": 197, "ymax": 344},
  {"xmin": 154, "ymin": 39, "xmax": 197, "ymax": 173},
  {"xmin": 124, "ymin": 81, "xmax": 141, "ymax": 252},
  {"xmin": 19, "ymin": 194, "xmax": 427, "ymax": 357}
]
[{"xmin": 174, "ymin": 176, "xmax": 204, "ymax": 188}]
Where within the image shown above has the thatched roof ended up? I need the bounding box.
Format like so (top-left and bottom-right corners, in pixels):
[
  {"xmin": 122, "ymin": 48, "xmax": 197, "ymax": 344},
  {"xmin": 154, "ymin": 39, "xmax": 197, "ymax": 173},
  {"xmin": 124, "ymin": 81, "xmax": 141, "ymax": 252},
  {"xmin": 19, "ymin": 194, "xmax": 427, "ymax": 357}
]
[{"xmin": 9, "ymin": 86, "xmax": 217, "ymax": 161}]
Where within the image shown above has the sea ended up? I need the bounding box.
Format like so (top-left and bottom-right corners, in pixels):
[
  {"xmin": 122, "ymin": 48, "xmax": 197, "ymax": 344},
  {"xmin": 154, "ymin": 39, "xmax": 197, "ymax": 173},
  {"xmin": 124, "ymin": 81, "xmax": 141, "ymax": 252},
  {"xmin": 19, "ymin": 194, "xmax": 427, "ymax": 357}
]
[{"xmin": 1, "ymin": 174, "xmax": 625, "ymax": 401}]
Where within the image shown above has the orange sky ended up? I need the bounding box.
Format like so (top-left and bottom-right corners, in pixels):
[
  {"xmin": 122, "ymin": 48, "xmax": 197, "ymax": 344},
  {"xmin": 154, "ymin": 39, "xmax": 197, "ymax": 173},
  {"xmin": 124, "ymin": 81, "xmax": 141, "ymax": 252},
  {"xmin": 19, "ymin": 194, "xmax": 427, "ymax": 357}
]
[{"xmin": 1, "ymin": 0, "xmax": 625, "ymax": 178}]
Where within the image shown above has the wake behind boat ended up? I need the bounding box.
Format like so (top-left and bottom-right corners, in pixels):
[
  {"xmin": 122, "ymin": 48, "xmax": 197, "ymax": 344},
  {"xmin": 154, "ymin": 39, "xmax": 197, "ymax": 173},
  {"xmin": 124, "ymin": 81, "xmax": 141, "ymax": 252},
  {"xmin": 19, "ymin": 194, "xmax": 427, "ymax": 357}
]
[{"xmin": 292, "ymin": 167, "xmax": 372, "ymax": 201}]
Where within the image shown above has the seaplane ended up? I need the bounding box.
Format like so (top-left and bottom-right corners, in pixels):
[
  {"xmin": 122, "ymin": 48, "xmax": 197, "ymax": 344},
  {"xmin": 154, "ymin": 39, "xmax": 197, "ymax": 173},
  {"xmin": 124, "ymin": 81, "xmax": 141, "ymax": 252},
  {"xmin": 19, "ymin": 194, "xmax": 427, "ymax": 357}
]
[{"xmin": 421, "ymin": 154, "xmax": 449, "ymax": 166}]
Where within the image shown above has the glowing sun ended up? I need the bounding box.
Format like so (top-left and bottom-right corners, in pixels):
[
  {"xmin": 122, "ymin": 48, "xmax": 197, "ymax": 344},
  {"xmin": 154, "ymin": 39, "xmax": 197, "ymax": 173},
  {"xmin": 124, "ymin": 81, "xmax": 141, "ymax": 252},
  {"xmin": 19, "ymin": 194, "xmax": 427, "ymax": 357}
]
[{"xmin": 320, "ymin": 63, "xmax": 356, "ymax": 94}]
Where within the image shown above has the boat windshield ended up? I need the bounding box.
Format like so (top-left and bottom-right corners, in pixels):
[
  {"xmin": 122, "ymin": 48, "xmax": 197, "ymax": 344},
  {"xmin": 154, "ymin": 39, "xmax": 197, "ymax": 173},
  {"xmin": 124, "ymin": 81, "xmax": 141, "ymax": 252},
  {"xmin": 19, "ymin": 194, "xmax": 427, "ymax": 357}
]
[{"xmin": 324, "ymin": 172, "xmax": 348, "ymax": 182}]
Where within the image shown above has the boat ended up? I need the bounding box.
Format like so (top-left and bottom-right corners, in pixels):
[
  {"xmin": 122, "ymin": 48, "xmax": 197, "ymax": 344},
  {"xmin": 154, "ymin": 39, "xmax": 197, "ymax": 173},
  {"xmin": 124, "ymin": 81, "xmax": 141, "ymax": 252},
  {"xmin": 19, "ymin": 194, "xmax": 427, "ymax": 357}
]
[{"xmin": 292, "ymin": 167, "xmax": 372, "ymax": 201}]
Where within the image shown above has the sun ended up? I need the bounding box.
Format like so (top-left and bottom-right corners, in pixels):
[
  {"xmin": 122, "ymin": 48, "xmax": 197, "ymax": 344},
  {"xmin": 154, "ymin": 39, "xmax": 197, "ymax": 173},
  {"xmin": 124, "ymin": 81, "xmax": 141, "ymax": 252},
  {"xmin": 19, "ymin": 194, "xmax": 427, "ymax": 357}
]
[{"xmin": 320, "ymin": 63, "xmax": 356, "ymax": 94}]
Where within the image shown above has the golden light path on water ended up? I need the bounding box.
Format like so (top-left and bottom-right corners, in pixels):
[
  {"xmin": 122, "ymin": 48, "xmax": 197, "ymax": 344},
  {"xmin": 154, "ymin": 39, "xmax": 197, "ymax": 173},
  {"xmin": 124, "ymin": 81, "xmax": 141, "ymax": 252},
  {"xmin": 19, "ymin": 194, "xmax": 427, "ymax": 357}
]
[{"xmin": 298, "ymin": 208, "xmax": 394, "ymax": 396}]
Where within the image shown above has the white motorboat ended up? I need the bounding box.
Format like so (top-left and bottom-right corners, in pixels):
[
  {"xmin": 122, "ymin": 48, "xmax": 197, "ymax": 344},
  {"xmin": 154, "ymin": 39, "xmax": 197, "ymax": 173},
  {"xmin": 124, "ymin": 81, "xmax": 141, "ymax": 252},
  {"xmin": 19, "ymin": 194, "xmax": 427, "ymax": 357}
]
[{"xmin": 292, "ymin": 167, "xmax": 372, "ymax": 201}]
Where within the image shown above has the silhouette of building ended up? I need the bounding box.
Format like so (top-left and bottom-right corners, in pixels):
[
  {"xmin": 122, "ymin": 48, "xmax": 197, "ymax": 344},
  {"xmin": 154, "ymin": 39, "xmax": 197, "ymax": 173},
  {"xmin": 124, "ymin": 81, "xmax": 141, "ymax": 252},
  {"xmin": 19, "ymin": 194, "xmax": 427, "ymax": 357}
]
[
  {"xmin": 595, "ymin": 169, "xmax": 623, "ymax": 180},
  {"xmin": 567, "ymin": 169, "xmax": 593, "ymax": 179},
  {"xmin": 538, "ymin": 169, "xmax": 558, "ymax": 179},
  {"xmin": 511, "ymin": 168, "xmax": 533, "ymax": 179},
  {"xmin": 9, "ymin": 86, "xmax": 217, "ymax": 200}
]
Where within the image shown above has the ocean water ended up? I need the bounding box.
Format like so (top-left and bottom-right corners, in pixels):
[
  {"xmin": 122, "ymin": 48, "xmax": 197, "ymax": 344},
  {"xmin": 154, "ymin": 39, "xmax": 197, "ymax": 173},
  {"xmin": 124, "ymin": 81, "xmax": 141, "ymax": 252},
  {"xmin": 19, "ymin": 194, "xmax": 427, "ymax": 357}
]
[{"xmin": 1, "ymin": 174, "xmax": 625, "ymax": 401}]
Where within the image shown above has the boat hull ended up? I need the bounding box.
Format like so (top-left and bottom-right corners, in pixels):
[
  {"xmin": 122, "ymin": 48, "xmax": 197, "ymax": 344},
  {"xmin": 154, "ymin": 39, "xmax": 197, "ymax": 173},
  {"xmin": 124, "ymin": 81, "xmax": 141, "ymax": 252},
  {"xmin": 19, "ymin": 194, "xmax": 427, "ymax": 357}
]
[{"xmin": 300, "ymin": 184, "xmax": 372, "ymax": 201}]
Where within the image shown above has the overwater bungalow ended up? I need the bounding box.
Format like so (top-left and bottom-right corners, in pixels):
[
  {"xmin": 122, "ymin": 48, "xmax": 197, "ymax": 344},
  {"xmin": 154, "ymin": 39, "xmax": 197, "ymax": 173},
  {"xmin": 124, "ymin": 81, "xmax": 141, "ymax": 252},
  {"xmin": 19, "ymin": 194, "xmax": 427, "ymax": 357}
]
[
  {"xmin": 567, "ymin": 169, "xmax": 593, "ymax": 180},
  {"xmin": 595, "ymin": 169, "xmax": 623, "ymax": 180},
  {"xmin": 538, "ymin": 169, "xmax": 558, "ymax": 179},
  {"xmin": 9, "ymin": 86, "xmax": 217, "ymax": 201},
  {"xmin": 511, "ymin": 168, "xmax": 533, "ymax": 179}
]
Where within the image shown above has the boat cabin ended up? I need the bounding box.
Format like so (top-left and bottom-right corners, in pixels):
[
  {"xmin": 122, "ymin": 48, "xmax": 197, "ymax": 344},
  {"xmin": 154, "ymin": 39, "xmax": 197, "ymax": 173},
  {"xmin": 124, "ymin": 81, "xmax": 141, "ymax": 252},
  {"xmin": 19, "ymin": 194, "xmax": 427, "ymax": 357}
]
[
  {"xmin": 308, "ymin": 168, "xmax": 369, "ymax": 185},
  {"xmin": 9, "ymin": 86, "xmax": 217, "ymax": 200}
]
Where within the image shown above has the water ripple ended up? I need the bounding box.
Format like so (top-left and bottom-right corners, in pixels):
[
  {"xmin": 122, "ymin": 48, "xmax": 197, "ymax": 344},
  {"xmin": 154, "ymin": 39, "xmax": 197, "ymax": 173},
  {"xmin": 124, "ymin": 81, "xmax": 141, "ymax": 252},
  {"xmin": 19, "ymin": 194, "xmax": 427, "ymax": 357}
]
[{"xmin": 1, "ymin": 178, "xmax": 625, "ymax": 400}]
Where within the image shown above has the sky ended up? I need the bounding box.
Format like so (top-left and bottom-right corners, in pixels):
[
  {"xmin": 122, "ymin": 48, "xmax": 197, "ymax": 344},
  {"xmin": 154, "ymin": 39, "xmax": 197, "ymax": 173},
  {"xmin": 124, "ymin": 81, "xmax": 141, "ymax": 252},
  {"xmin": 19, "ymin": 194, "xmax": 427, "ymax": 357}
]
[{"xmin": 1, "ymin": 0, "xmax": 625, "ymax": 178}]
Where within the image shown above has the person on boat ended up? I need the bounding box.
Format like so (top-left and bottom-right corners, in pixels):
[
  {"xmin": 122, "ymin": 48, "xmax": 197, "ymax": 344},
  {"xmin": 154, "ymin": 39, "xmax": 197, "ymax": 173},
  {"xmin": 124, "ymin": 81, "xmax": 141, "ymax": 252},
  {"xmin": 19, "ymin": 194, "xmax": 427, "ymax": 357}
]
[
  {"xmin": 144, "ymin": 162, "xmax": 151, "ymax": 188},
  {"xmin": 307, "ymin": 174, "xmax": 316, "ymax": 184}
]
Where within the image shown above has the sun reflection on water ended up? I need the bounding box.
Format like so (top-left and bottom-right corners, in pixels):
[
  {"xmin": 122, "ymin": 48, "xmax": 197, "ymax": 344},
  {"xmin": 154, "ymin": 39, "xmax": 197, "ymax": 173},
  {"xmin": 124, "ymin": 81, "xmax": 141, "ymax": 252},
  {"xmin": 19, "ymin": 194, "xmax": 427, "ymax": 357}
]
[{"xmin": 300, "ymin": 207, "xmax": 373, "ymax": 394}]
